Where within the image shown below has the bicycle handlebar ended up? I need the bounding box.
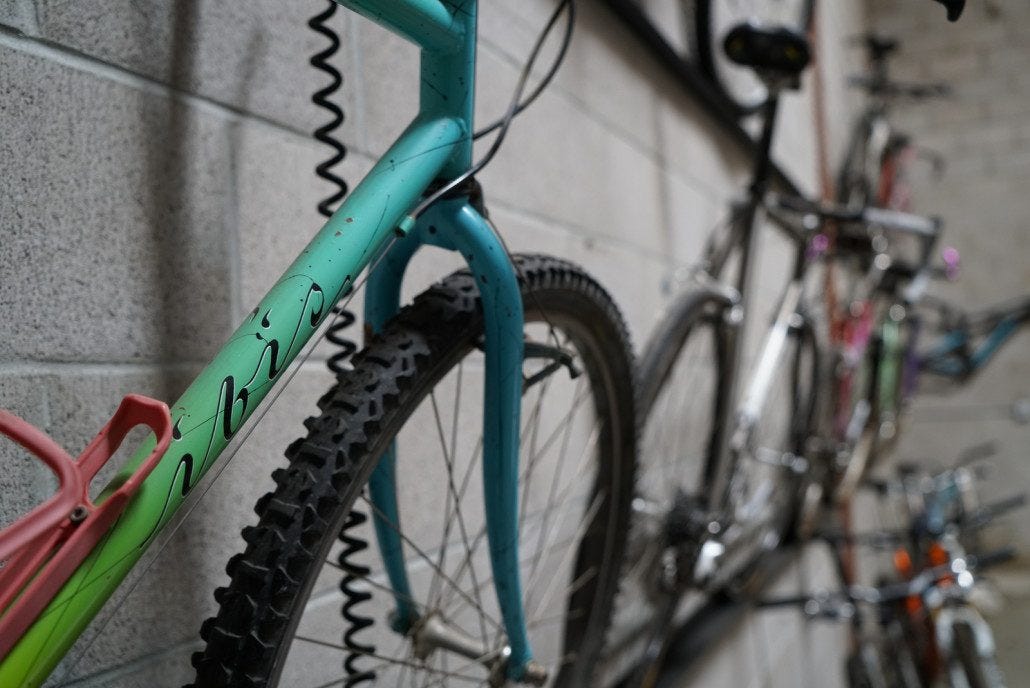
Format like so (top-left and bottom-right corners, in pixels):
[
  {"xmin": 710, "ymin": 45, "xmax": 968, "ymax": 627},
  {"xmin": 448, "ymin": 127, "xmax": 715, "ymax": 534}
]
[
  {"xmin": 863, "ymin": 547, "xmax": 1013, "ymax": 603},
  {"xmin": 819, "ymin": 489, "xmax": 1026, "ymax": 548},
  {"xmin": 863, "ymin": 206, "xmax": 940, "ymax": 238},
  {"xmin": 757, "ymin": 546, "xmax": 1015, "ymax": 614},
  {"xmin": 965, "ymin": 494, "xmax": 1028, "ymax": 529},
  {"xmin": 857, "ymin": 546, "xmax": 1013, "ymax": 603},
  {"xmin": 769, "ymin": 193, "xmax": 940, "ymax": 239},
  {"xmin": 848, "ymin": 75, "xmax": 951, "ymax": 100}
]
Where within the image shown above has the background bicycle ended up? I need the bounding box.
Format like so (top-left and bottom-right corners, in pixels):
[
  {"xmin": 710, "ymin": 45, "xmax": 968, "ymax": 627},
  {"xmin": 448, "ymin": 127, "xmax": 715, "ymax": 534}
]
[
  {"xmin": 760, "ymin": 447, "xmax": 1023, "ymax": 688},
  {"xmin": 861, "ymin": 3, "xmax": 1030, "ymax": 682},
  {"xmin": 605, "ymin": 1, "xmax": 1025, "ymax": 688}
]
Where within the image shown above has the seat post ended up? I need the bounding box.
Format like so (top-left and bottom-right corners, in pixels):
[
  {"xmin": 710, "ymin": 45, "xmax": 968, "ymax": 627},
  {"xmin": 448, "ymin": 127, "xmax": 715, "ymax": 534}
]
[
  {"xmin": 732, "ymin": 89, "xmax": 780, "ymax": 326},
  {"xmin": 721, "ymin": 20, "xmax": 809, "ymax": 194},
  {"xmin": 749, "ymin": 91, "xmax": 781, "ymax": 196}
]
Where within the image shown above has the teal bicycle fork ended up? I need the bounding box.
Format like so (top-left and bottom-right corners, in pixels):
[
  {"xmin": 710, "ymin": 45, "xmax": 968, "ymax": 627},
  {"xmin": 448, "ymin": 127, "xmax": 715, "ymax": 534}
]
[
  {"xmin": 1, "ymin": 0, "xmax": 537, "ymax": 683},
  {"xmin": 348, "ymin": 0, "xmax": 534, "ymax": 678},
  {"xmin": 364, "ymin": 196, "xmax": 532, "ymax": 678}
]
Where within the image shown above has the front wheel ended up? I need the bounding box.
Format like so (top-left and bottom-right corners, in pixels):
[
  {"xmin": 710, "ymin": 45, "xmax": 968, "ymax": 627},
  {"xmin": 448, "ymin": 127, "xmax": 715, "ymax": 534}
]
[
  {"xmin": 189, "ymin": 255, "xmax": 637, "ymax": 687},
  {"xmin": 951, "ymin": 621, "xmax": 1007, "ymax": 688}
]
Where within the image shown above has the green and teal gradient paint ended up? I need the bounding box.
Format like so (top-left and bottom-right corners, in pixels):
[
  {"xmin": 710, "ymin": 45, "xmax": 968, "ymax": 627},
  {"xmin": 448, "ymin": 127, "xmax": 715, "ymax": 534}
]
[{"xmin": 0, "ymin": 1, "xmax": 509, "ymax": 683}]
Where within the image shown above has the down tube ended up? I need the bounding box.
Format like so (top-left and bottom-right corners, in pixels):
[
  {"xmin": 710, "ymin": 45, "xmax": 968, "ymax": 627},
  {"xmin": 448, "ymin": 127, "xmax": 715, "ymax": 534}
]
[{"xmin": 0, "ymin": 115, "xmax": 466, "ymax": 687}]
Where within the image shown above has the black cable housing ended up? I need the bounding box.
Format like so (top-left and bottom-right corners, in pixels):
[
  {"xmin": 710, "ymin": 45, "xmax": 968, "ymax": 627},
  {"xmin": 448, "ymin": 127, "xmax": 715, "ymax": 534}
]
[{"xmin": 410, "ymin": 0, "xmax": 576, "ymax": 219}]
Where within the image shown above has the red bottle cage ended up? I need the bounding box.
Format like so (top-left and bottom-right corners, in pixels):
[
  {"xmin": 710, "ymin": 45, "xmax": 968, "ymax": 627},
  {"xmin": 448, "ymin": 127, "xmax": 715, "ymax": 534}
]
[{"xmin": 0, "ymin": 394, "xmax": 172, "ymax": 659}]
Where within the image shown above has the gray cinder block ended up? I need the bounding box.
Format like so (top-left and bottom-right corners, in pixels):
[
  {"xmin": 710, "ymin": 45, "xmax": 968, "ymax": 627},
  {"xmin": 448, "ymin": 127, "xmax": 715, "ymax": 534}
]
[
  {"xmin": 32, "ymin": 0, "xmax": 358, "ymax": 141},
  {"xmin": 1, "ymin": 46, "xmax": 232, "ymax": 364}
]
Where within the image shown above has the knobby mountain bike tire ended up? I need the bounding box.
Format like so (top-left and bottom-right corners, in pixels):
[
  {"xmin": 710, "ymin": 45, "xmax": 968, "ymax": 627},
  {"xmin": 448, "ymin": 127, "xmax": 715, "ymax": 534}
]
[
  {"xmin": 606, "ymin": 286, "xmax": 818, "ymax": 683},
  {"xmin": 188, "ymin": 255, "xmax": 637, "ymax": 687},
  {"xmin": 694, "ymin": 0, "xmax": 815, "ymax": 117}
]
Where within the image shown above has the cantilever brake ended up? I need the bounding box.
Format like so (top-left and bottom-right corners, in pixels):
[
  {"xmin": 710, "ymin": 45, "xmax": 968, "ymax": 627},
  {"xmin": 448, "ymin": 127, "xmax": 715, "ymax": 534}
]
[{"xmin": 522, "ymin": 341, "xmax": 581, "ymax": 390}]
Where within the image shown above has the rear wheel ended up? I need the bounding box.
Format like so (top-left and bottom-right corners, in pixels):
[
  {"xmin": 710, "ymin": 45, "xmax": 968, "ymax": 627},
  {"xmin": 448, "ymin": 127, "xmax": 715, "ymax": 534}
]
[
  {"xmin": 608, "ymin": 289, "xmax": 729, "ymax": 684},
  {"xmin": 604, "ymin": 287, "xmax": 818, "ymax": 683},
  {"xmin": 189, "ymin": 255, "xmax": 637, "ymax": 687}
]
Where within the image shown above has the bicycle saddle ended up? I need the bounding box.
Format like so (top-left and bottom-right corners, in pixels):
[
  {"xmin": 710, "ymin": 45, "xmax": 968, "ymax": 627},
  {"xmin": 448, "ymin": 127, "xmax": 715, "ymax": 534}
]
[{"xmin": 723, "ymin": 22, "xmax": 811, "ymax": 78}]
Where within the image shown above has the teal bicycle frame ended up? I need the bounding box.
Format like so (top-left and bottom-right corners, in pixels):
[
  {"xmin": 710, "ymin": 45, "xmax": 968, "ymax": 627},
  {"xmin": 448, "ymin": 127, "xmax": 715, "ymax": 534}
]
[{"xmin": 0, "ymin": 0, "xmax": 537, "ymax": 683}]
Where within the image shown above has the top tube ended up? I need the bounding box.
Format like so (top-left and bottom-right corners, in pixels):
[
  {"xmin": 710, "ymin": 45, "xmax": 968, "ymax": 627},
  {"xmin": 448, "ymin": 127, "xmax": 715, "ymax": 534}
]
[{"xmin": 344, "ymin": 0, "xmax": 465, "ymax": 53}]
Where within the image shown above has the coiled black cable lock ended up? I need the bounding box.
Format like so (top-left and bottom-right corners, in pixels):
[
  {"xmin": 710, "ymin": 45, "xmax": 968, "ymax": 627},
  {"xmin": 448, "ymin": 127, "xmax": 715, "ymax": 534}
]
[{"xmin": 308, "ymin": 3, "xmax": 376, "ymax": 685}]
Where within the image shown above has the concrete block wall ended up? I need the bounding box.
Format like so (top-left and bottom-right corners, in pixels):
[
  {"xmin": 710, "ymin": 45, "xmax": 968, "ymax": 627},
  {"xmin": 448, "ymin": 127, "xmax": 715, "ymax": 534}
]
[{"xmin": 2, "ymin": 2, "xmax": 867, "ymax": 685}]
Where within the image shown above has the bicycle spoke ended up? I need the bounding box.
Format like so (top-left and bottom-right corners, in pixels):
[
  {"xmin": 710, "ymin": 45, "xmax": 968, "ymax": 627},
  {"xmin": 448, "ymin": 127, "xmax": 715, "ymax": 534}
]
[
  {"xmin": 323, "ymin": 558, "xmax": 427, "ymax": 612},
  {"xmin": 427, "ymin": 364, "xmax": 468, "ymax": 610},
  {"xmin": 429, "ymin": 434, "xmax": 483, "ymax": 611},
  {"xmin": 396, "ymin": 634, "xmax": 417, "ymax": 688},
  {"xmin": 667, "ymin": 352, "xmax": 700, "ymax": 484},
  {"xmin": 519, "ymin": 385, "xmax": 593, "ymax": 484},
  {"xmin": 524, "ymin": 422, "xmax": 603, "ymax": 597},
  {"xmin": 358, "ymin": 494, "xmax": 505, "ymax": 634},
  {"xmin": 449, "ymin": 363, "xmax": 464, "ymax": 486},
  {"xmin": 517, "ymin": 371, "xmax": 554, "ymax": 534},
  {"xmin": 427, "ymin": 389, "xmax": 491, "ymax": 648},
  {"xmin": 419, "ymin": 651, "xmax": 504, "ymax": 688},
  {"xmin": 666, "ymin": 341, "xmax": 708, "ymax": 494},
  {"xmin": 435, "ymin": 523, "xmax": 490, "ymax": 615},
  {"xmin": 438, "ymin": 415, "xmax": 601, "ymax": 619},
  {"xmin": 528, "ymin": 490, "xmax": 606, "ymax": 620},
  {"xmin": 436, "ymin": 385, "xmax": 594, "ymax": 615},
  {"xmin": 445, "ymin": 529, "xmax": 583, "ymax": 616},
  {"xmin": 293, "ymin": 635, "xmax": 486, "ymax": 683},
  {"xmin": 524, "ymin": 377, "xmax": 588, "ymax": 583},
  {"xmin": 427, "ymin": 401, "xmax": 457, "ymax": 609}
]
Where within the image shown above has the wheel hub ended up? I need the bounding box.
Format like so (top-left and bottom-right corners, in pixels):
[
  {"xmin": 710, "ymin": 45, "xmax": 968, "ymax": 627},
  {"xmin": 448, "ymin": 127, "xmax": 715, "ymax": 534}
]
[{"xmin": 410, "ymin": 613, "xmax": 549, "ymax": 687}]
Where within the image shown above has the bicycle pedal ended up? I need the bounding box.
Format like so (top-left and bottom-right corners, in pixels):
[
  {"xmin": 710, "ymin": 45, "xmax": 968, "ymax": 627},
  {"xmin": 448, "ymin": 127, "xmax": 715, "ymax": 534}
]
[{"xmin": 0, "ymin": 395, "xmax": 172, "ymax": 659}]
